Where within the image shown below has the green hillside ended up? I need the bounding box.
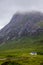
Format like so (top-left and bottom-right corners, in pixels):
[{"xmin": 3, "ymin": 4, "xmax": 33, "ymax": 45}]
[
  {"xmin": 0, "ymin": 34, "xmax": 43, "ymax": 51},
  {"xmin": 0, "ymin": 35, "xmax": 43, "ymax": 65},
  {"xmin": 37, "ymin": 22, "xmax": 43, "ymax": 27}
]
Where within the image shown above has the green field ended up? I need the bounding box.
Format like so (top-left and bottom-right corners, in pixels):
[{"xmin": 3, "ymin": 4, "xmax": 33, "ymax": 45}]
[{"xmin": 0, "ymin": 35, "xmax": 43, "ymax": 65}]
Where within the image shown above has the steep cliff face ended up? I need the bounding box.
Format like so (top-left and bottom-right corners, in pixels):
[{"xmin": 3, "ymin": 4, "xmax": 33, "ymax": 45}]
[{"xmin": 0, "ymin": 12, "xmax": 43, "ymax": 43}]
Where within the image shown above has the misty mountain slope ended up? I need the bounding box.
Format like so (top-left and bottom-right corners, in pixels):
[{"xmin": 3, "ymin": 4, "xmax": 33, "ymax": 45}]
[
  {"xmin": 0, "ymin": 12, "xmax": 43, "ymax": 43},
  {"xmin": 0, "ymin": 35, "xmax": 43, "ymax": 52}
]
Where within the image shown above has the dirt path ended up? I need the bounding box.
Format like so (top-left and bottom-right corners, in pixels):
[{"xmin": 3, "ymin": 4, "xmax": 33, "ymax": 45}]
[
  {"xmin": 0, "ymin": 58, "xmax": 6, "ymax": 60},
  {"xmin": 0, "ymin": 58, "xmax": 18, "ymax": 61}
]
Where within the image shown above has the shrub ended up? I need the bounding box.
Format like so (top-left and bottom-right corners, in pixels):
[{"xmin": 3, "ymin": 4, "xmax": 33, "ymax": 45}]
[
  {"xmin": 1, "ymin": 61, "xmax": 21, "ymax": 65},
  {"xmin": 40, "ymin": 62, "xmax": 43, "ymax": 65}
]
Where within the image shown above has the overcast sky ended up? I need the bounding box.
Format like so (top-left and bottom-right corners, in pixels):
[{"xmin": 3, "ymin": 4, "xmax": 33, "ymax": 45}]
[{"xmin": 0, "ymin": 0, "xmax": 43, "ymax": 29}]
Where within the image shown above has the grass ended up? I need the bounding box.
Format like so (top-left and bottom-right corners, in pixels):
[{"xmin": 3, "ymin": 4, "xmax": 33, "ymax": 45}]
[
  {"xmin": 0, "ymin": 35, "xmax": 43, "ymax": 65},
  {"xmin": 0, "ymin": 55, "xmax": 43, "ymax": 65},
  {"xmin": 37, "ymin": 21, "xmax": 43, "ymax": 27}
]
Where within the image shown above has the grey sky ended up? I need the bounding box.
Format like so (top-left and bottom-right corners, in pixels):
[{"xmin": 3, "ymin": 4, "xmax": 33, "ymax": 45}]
[{"xmin": 0, "ymin": 0, "xmax": 43, "ymax": 29}]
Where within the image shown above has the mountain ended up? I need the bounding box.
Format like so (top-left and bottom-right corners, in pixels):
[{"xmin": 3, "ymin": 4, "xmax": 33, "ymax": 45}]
[{"xmin": 0, "ymin": 11, "xmax": 43, "ymax": 43}]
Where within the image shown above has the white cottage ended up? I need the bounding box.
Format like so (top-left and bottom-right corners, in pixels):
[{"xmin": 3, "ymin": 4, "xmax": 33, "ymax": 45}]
[{"xmin": 30, "ymin": 52, "xmax": 37, "ymax": 55}]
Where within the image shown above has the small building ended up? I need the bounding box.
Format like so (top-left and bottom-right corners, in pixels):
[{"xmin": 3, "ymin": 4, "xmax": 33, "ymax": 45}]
[{"xmin": 30, "ymin": 52, "xmax": 37, "ymax": 55}]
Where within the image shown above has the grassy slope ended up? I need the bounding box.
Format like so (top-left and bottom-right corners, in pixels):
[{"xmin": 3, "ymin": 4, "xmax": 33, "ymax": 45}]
[
  {"xmin": 0, "ymin": 34, "xmax": 43, "ymax": 51},
  {"xmin": 37, "ymin": 21, "xmax": 43, "ymax": 27},
  {"xmin": 0, "ymin": 35, "xmax": 43, "ymax": 65}
]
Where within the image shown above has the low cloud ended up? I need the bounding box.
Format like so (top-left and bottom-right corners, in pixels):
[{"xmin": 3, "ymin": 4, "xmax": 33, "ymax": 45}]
[{"xmin": 0, "ymin": 0, "xmax": 43, "ymax": 29}]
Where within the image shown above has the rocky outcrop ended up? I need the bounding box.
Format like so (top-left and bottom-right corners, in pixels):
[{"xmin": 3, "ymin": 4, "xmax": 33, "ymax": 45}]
[{"xmin": 0, "ymin": 12, "xmax": 43, "ymax": 43}]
